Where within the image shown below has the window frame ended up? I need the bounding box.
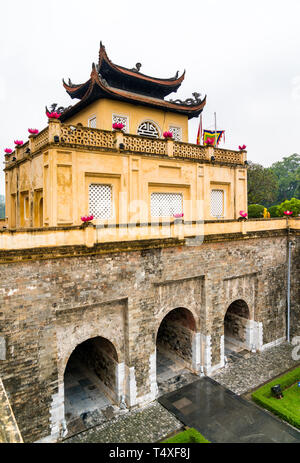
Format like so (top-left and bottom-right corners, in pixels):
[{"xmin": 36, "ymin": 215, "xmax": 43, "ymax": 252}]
[
  {"xmin": 150, "ymin": 192, "xmax": 183, "ymax": 218},
  {"xmin": 88, "ymin": 183, "xmax": 114, "ymax": 220},
  {"xmin": 210, "ymin": 189, "xmax": 225, "ymax": 218},
  {"xmin": 112, "ymin": 113, "xmax": 129, "ymax": 133},
  {"xmin": 88, "ymin": 115, "xmax": 97, "ymax": 128},
  {"xmin": 168, "ymin": 126, "xmax": 182, "ymax": 141}
]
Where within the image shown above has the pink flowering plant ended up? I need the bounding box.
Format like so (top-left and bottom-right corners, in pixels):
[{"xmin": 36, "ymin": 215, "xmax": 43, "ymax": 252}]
[
  {"xmin": 81, "ymin": 215, "xmax": 94, "ymax": 222},
  {"xmin": 239, "ymin": 210, "xmax": 248, "ymax": 218},
  {"xmin": 283, "ymin": 210, "xmax": 293, "ymax": 216},
  {"xmin": 112, "ymin": 122, "xmax": 125, "ymax": 130},
  {"xmin": 46, "ymin": 111, "xmax": 61, "ymax": 119},
  {"xmin": 14, "ymin": 140, "xmax": 23, "ymax": 146},
  {"xmin": 163, "ymin": 131, "xmax": 173, "ymax": 139},
  {"xmin": 238, "ymin": 144, "xmax": 247, "ymax": 150},
  {"xmin": 4, "ymin": 148, "xmax": 12, "ymax": 154},
  {"xmin": 28, "ymin": 128, "xmax": 39, "ymax": 135},
  {"xmin": 173, "ymin": 213, "xmax": 184, "ymax": 218}
]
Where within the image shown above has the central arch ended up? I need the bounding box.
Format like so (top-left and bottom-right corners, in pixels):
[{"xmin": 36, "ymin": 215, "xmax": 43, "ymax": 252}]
[
  {"xmin": 63, "ymin": 336, "xmax": 120, "ymax": 430},
  {"xmin": 224, "ymin": 299, "xmax": 251, "ymax": 354},
  {"xmin": 156, "ymin": 307, "xmax": 197, "ymax": 387}
]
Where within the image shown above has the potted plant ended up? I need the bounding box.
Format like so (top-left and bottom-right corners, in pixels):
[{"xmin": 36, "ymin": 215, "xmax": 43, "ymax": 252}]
[
  {"xmin": 163, "ymin": 131, "xmax": 173, "ymax": 139},
  {"xmin": 28, "ymin": 128, "xmax": 39, "ymax": 135}
]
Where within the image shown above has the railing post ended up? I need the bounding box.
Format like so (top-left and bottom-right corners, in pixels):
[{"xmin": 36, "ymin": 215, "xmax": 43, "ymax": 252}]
[
  {"xmin": 84, "ymin": 222, "xmax": 96, "ymax": 248},
  {"xmin": 166, "ymin": 139, "xmax": 174, "ymax": 157},
  {"xmin": 48, "ymin": 119, "xmax": 61, "ymax": 143},
  {"xmin": 114, "ymin": 129, "xmax": 124, "ymax": 150},
  {"xmin": 240, "ymin": 149, "xmax": 247, "ymax": 163},
  {"xmin": 28, "ymin": 135, "xmax": 35, "ymax": 153},
  {"xmin": 204, "ymin": 145, "xmax": 214, "ymax": 161}
]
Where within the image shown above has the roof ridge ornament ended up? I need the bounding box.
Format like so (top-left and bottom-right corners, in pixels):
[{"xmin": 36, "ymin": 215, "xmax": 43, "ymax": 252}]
[
  {"xmin": 169, "ymin": 92, "xmax": 202, "ymax": 106},
  {"xmin": 131, "ymin": 62, "xmax": 142, "ymax": 73},
  {"xmin": 45, "ymin": 103, "xmax": 72, "ymax": 116}
]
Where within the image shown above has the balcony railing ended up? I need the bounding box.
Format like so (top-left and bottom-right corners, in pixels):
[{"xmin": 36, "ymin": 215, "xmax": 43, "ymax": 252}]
[{"xmin": 4, "ymin": 120, "xmax": 246, "ymax": 166}]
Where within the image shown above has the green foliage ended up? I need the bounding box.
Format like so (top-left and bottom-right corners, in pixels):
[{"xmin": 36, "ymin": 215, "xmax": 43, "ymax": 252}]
[
  {"xmin": 248, "ymin": 204, "xmax": 265, "ymax": 218},
  {"xmin": 276, "ymin": 198, "xmax": 300, "ymax": 217},
  {"xmin": 162, "ymin": 428, "xmax": 210, "ymax": 443},
  {"xmin": 0, "ymin": 195, "xmax": 4, "ymax": 219},
  {"xmin": 270, "ymin": 154, "xmax": 300, "ymax": 203},
  {"xmin": 252, "ymin": 366, "xmax": 300, "ymax": 429},
  {"xmin": 268, "ymin": 205, "xmax": 279, "ymax": 217},
  {"xmin": 247, "ymin": 162, "xmax": 279, "ymax": 206}
]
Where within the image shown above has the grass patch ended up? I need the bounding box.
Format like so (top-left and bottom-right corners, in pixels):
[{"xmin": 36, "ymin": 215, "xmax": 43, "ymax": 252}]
[
  {"xmin": 162, "ymin": 428, "xmax": 210, "ymax": 443},
  {"xmin": 252, "ymin": 366, "xmax": 300, "ymax": 429}
]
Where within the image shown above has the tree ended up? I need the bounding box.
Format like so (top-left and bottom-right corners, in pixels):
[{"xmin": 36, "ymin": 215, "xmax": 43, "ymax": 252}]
[
  {"xmin": 247, "ymin": 162, "xmax": 279, "ymax": 206},
  {"xmin": 276, "ymin": 198, "xmax": 300, "ymax": 217},
  {"xmin": 270, "ymin": 154, "xmax": 300, "ymax": 203}
]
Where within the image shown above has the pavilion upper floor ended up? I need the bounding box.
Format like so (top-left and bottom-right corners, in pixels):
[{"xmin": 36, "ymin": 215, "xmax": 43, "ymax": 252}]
[{"xmin": 3, "ymin": 119, "xmax": 247, "ymax": 230}]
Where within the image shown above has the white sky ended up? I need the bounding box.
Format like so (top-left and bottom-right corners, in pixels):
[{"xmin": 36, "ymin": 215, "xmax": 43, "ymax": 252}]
[{"xmin": 1, "ymin": 0, "xmax": 300, "ymax": 195}]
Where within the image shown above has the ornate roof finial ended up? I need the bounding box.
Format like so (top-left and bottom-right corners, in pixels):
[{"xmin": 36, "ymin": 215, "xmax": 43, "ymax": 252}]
[{"xmin": 131, "ymin": 62, "xmax": 142, "ymax": 73}]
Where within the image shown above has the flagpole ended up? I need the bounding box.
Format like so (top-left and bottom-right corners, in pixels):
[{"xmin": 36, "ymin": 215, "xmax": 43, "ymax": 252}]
[
  {"xmin": 200, "ymin": 113, "xmax": 202, "ymax": 145},
  {"xmin": 214, "ymin": 112, "xmax": 217, "ymax": 147}
]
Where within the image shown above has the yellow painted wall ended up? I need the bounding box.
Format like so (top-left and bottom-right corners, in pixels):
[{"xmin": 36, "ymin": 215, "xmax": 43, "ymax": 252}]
[
  {"xmin": 6, "ymin": 144, "xmax": 247, "ymax": 228},
  {"xmin": 65, "ymin": 99, "xmax": 189, "ymax": 142}
]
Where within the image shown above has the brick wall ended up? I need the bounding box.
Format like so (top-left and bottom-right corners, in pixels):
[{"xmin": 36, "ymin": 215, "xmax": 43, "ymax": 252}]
[{"xmin": 0, "ymin": 230, "xmax": 298, "ymax": 442}]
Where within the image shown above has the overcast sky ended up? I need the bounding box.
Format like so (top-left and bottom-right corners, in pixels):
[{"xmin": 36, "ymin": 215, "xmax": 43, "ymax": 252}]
[{"xmin": 1, "ymin": 0, "xmax": 300, "ymax": 195}]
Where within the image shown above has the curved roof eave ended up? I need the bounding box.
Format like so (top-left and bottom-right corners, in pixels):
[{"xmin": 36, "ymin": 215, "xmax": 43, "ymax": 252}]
[{"xmin": 98, "ymin": 42, "xmax": 185, "ymax": 87}]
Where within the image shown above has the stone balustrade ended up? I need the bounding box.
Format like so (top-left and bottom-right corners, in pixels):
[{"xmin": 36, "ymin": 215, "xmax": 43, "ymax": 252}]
[
  {"xmin": 0, "ymin": 218, "xmax": 298, "ymax": 253},
  {"xmin": 4, "ymin": 120, "xmax": 246, "ymax": 166}
]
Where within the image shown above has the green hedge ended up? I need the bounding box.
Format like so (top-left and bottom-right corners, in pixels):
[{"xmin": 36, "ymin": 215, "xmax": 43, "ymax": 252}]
[
  {"xmin": 268, "ymin": 205, "xmax": 279, "ymax": 217},
  {"xmin": 162, "ymin": 428, "xmax": 210, "ymax": 443},
  {"xmin": 248, "ymin": 204, "xmax": 265, "ymax": 218},
  {"xmin": 251, "ymin": 366, "xmax": 300, "ymax": 429}
]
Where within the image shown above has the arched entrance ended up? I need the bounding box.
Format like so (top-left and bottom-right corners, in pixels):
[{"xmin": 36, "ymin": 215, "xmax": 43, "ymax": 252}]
[
  {"xmin": 64, "ymin": 336, "xmax": 119, "ymax": 430},
  {"xmin": 224, "ymin": 300, "xmax": 251, "ymax": 355},
  {"xmin": 156, "ymin": 307, "xmax": 197, "ymax": 386}
]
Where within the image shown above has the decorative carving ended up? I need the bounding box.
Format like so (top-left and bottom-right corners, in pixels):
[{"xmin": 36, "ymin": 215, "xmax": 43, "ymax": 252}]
[
  {"xmin": 45, "ymin": 103, "xmax": 72, "ymax": 115},
  {"xmin": 214, "ymin": 148, "xmax": 243, "ymax": 164},
  {"xmin": 169, "ymin": 92, "xmax": 202, "ymax": 106},
  {"xmin": 173, "ymin": 142, "xmax": 207, "ymax": 160},
  {"xmin": 131, "ymin": 62, "xmax": 142, "ymax": 73},
  {"xmin": 137, "ymin": 121, "xmax": 160, "ymax": 138},
  {"xmin": 123, "ymin": 134, "xmax": 166, "ymax": 155},
  {"xmin": 98, "ymin": 73, "xmax": 108, "ymax": 87},
  {"xmin": 60, "ymin": 125, "xmax": 115, "ymax": 148}
]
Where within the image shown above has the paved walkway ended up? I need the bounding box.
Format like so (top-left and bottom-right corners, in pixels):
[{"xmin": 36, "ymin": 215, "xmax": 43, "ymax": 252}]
[
  {"xmin": 63, "ymin": 342, "xmax": 300, "ymax": 443},
  {"xmin": 158, "ymin": 377, "xmax": 300, "ymax": 443},
  {"xmin": 63, "ymin": 402, "xmax": 182, "ymax": 443},
  {"xmin": 210, "ymin": 342, "xmax": 300, "ymax": 395}
]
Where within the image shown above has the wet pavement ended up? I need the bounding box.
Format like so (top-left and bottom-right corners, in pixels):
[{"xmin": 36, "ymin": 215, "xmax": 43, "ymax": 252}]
[
  {"xmin": 211, "ymin": 342, "xmax": 300, "ymax": 395},
  {"xmin": 63, "ymin": 402, "xmax": 183, "ymax": 443},
  {"xmin": 158, "ymin": 376, "xmax": 300, "ymax": 443}
]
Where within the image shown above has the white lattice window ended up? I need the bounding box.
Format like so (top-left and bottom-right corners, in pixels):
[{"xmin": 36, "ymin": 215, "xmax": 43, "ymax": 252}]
[
  {"xmin": 89, "ymin": 184, "xmax": 112, "ymax": 219},
  {"xmin": 210, "ymin": 190, "xmax": 224, "ymax": 217},
  {"xmin": 137, "ymin": 121, "xmax": 160, "ymax": 138},
  {"xmin": 169, "ymin": 126, "xmax": 182, "ymax": 141},
  {"xmin": 151, "ymin": 193, "xmax": 183, "ymax": 218},
  {"xmin": 88, "ymin": 116, "xmax": 97, "ymax": 128},
  {"xmin": 112, "ymin": 114, "xmax": 128, "ymax": 132}
]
